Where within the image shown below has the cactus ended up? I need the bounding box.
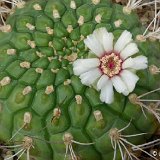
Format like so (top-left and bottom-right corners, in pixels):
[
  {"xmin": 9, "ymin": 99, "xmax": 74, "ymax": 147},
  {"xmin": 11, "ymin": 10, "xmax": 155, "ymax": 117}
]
[{"xmin": 0, "ymin": 0, "xmax": 160, "ymax": 160}]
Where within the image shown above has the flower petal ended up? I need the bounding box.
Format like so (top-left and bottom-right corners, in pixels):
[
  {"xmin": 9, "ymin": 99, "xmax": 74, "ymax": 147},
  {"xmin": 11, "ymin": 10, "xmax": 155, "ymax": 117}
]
[
  {"xmin": 122, "ymin": 90, "xmax": 129, "ymax": 96},
  {"xmin": 100, "ymin": 80, "xmax": 114, "ymax": 104},
  {"xmin": 97, "ymin": 75, "xmax": 109, "ymax": 90},
  {"xmin": 93, "ymin": 27, "xmax": 114, "ymax": 52},
  {"xmin": 122, "ymin": 56, "xmax": 148, "ymax": 70},
  {"xmin": 84, "ymin": 31, "xmax": 105, "ymax": 57},
  {"xmin": 73, "ymin": 58, "xmax": 100, "ymax": 75},
  {"xmin": 120, "ymin": 43, "xmax": 139, "ymax": 60},
  {"xmin": 93, "ymin": 27, "xmax": 108, "ymax": 45},
  {"xmin": 80, "ymin": 68, "xmax": 102, "ymax": 86},
  {"xmin": 114, "ymin": 30, "xmax": 133, "ymax": 53},
  {"xmin": 111, "ymin": 76, "xmax": 128, "ymax": 94},
  {"xmin": 130, "ymin": 56, "xmax": 148, "ymax": 70},
  {"xmin": 122, "ymin": 57, "xmax": 134, "ymax": 69},
  {"xmin": 120, "ymin": 70, "xmax": 139, "ymax": 93},
  {"xmin": 103, "ymin": 32, "xmax": 114, "ymax": 52}
]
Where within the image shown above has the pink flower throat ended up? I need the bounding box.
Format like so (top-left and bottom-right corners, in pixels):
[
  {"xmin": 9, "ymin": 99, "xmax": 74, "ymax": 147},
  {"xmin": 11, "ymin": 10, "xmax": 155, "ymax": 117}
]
[{"xmin": 99, "ymin": 52, "xmax": 123, "ymax": 77}]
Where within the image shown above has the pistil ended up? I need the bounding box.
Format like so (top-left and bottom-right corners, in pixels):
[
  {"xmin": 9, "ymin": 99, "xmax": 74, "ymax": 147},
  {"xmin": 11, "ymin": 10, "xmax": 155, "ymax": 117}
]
[{"xmin": 100, "ymin": 52, "xmax": 122, "ymax": 77}]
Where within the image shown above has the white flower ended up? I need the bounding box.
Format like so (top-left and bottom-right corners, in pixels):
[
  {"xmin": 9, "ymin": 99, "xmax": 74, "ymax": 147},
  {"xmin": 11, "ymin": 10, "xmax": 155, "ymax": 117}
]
[{"xmin": 73, "ymin": 28, "xmax": 148, "ymax": 104}]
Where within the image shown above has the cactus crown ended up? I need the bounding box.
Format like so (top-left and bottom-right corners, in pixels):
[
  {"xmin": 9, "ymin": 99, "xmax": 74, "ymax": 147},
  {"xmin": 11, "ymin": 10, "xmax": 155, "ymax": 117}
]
[{"xmin": 0, "ymin": 0, "xmax": 160, "ymax": 160}]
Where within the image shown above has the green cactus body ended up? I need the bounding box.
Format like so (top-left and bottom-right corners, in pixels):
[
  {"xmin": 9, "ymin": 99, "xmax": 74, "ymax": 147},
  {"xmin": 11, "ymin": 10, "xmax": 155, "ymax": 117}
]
[{"xmin": 0, "ymin": 0, "xmax": 160, "ymax": 159}]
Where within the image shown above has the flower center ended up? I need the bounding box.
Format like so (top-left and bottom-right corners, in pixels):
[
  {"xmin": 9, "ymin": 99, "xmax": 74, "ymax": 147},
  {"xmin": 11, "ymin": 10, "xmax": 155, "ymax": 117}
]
[{"xmin": 100, "ymin": 52, "xmax": 122, "ymax": 77}]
